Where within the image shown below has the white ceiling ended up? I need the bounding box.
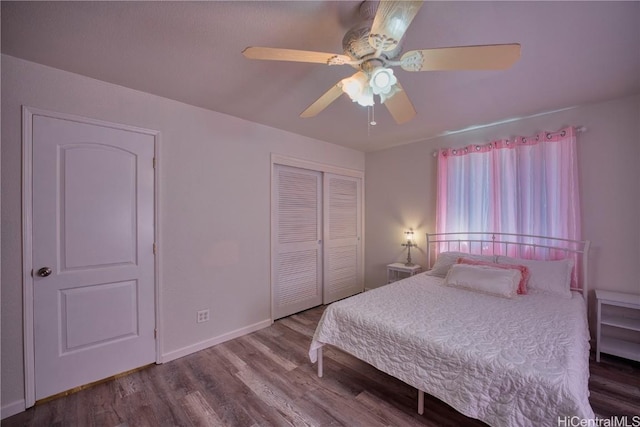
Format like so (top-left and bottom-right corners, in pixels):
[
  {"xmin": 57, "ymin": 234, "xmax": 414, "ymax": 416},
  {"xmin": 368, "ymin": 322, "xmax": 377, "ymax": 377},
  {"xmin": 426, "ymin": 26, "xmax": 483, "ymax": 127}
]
[{"xmin": 2, "ymin": 1, "xmax": 639, "ymax": 152}]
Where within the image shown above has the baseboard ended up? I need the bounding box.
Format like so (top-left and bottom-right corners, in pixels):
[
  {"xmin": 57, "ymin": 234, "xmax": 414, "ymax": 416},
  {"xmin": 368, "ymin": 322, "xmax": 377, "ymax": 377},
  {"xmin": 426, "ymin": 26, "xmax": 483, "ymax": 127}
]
[
  {"xmin": 1, "ymin": 399, "xmax": 26, "ymax": 420},
  {"xmin": 160, "ymin": 318, "xmax": 272, "ymax": 363}
]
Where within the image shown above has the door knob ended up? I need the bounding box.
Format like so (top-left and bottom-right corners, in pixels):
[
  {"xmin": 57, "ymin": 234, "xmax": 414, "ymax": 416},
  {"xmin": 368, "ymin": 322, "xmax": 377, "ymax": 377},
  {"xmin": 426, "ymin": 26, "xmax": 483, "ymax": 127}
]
[{"xmin": 37, "ymin": 267, "xmax": 52, "ymax": 277}]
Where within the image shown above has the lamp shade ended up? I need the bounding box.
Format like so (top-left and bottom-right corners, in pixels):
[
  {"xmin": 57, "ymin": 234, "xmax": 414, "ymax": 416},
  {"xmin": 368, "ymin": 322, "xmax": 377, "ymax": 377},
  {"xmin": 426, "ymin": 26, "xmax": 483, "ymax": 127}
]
[{"xmin": 404, "ymin": 229, "xmax": 414, "ymax": 243}]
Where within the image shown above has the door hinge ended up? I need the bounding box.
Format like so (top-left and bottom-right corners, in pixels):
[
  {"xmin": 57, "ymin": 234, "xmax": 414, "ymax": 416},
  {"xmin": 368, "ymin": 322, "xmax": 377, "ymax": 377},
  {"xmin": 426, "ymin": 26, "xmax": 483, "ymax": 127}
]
[
  {"xmin": 153, "ymin": 243, "xmax": 157, "ymax": 254},
  {"xmin": 152, "ymin": 157, "xmax": 156, "ymax": 168},
  {"xmin": 154, "ymin": 329, "xmax": 157, "ymax": 339}
]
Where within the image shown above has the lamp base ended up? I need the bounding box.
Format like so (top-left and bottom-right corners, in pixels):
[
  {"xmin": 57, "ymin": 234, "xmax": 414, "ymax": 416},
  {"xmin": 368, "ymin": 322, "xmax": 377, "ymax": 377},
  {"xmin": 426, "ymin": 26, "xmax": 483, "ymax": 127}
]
[{"xmin": 402, "ymin": 242, "xmax": 415, "ymax": 267}]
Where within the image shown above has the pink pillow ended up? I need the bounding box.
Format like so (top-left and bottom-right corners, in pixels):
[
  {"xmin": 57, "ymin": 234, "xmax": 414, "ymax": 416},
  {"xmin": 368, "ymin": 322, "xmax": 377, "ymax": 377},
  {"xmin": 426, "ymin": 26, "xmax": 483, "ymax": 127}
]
[{"xmin": 457, "ymin": 257, "xmax": 530, "ymax": 295}]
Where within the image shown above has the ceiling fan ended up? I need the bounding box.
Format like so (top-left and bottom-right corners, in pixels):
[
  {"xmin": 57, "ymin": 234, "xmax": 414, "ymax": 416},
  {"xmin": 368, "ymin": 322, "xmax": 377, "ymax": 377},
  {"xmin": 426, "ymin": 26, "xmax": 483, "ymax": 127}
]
[{"xmin": 242, "ymin": 0, "xmax": 520, "ymax": 125}]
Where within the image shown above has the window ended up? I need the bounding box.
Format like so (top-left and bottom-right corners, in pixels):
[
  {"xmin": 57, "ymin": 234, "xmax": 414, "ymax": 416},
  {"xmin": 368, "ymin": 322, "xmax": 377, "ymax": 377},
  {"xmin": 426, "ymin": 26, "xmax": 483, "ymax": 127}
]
[{"xmin": 436, "ymin": 126, "xmax": 581, "ymax": 252}]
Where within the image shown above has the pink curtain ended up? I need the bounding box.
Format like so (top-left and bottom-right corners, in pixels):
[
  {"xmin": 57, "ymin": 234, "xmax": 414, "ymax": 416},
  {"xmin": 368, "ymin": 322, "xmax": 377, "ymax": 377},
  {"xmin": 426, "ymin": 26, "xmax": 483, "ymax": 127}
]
[{"xmin": 436, "ymin": 126, "xmax": 581, "ymax": 258}]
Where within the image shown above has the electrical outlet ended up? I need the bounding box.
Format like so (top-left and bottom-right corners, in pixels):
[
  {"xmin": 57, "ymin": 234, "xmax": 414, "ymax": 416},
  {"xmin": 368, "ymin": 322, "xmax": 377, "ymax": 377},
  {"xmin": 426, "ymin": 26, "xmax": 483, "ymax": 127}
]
[{"xmin": 197, "ymin": 309, "xmax": 210, "ymax": 323}]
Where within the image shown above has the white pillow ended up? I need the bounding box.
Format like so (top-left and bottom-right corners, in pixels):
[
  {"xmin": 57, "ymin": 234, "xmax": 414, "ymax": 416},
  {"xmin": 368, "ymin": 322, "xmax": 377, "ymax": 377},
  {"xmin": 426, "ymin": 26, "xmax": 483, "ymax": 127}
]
[
  {"xmin": 426, "ymin": 251, "xmax": 495, "ymax": 277},
  {"xmin": 496, "ymin": 256, "xmax": 574, "ymax": 298},
  {"xmin": 444, "ymin": 264, "xmax": 521, "ymax": 298}
]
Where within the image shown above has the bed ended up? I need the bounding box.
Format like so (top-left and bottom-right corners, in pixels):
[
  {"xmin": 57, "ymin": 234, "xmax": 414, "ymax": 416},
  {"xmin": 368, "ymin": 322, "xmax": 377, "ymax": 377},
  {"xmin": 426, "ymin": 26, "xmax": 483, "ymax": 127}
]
[{"xmin": 309, "ymin": 232, "xmax": 594, "ymax": 427}]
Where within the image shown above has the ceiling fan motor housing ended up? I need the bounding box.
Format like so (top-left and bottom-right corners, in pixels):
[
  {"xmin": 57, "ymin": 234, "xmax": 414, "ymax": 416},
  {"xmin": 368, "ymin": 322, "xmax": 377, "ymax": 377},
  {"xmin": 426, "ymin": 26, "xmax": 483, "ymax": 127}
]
[{"xmin": 342, "ymin": 21, "xmax": 403, "ymax": 68}]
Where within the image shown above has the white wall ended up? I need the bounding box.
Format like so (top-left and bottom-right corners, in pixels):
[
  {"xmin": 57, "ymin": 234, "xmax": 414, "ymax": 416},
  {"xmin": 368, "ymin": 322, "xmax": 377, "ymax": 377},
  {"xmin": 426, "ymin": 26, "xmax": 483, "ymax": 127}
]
[
  {"xmin": 0, "ymin": 55, "xmax": 365, "ymax": 414},
  {"xmin": 365, "ymin": 95, "xmax": 640, "ymax": 301}
]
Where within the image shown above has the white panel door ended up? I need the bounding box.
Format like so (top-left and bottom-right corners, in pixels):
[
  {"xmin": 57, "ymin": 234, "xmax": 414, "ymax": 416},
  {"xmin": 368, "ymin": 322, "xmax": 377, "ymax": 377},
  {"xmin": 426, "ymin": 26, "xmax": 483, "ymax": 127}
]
[
  {"xmin": 32, "ymin": 115, "xmax": 156, "ymax": 400},
  {"xmin": 273, "ymin": 165, "xmax": 323, "ymax": 319},
  {"xmin": 323, "ymin": 174, "xmax": 362, "ymax": 304}
]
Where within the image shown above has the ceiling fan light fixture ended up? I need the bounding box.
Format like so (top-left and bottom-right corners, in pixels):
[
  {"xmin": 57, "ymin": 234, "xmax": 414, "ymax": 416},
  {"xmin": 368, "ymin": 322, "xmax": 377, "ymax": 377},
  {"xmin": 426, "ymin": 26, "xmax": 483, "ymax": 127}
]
[
  {"xmin": 341, "ymin": 71, "xmax": 374, "ymax": 107},
  {"xmin": 341, "ymin": 71, "xmax": 367, "ymax": 98},
  {"xmin": 370, "ymin": 67, "xmax": 398, "ymax": 95},
  {"xmin": 356, "ymin": 87, "xmax": 375, "ymax": 107}
]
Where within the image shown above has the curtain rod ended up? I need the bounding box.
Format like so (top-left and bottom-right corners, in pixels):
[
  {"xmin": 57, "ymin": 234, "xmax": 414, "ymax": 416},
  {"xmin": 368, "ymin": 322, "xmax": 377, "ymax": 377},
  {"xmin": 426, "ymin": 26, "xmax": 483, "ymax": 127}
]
[{"xmin": 431, "ymin": 126, "xmax": 587, "ymax": 157}]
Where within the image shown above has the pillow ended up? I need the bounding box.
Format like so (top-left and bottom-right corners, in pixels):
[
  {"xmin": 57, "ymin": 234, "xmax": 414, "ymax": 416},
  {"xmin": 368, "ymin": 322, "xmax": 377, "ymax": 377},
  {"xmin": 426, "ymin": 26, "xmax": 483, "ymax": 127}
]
[
  {"xmin": 425, "ymin": 251, "xmax": 495, "ymax": 277},
  {"xmin": 496, "ymin": 256, "xmax": 574, "ymax": 298},
  {"xmin": 444, "ymin": 264, "xmax": 521, "ymax": 298},
  {"xmin": 457, "ymin": 257, "xmax": 530, "ymax": 295}
]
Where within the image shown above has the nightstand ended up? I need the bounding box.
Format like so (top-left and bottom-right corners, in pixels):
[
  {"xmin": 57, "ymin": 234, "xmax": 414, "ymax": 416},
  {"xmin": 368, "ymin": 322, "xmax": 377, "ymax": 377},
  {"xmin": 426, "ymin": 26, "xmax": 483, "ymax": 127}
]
[
  {"xmin": 595, "ymin": 289, "xmax": 640, "ymax": 362},
  {"xmin": 387, "ymin": 263, "xmax": 422, "ymax": 284}
]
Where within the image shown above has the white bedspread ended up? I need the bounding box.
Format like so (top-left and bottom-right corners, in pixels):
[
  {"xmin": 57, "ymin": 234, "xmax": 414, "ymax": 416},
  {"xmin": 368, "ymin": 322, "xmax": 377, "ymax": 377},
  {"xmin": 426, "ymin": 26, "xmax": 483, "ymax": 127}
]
[{"xmin": 309, "ymin": 273, "xmax": 594, "ymax": 427}]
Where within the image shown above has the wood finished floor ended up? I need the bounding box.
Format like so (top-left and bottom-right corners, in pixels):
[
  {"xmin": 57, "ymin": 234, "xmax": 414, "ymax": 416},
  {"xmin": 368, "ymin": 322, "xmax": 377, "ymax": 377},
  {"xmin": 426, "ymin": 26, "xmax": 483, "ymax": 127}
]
[{"xmin": 4, "ymin": 305, "xmax": 640, "ymax": 426}]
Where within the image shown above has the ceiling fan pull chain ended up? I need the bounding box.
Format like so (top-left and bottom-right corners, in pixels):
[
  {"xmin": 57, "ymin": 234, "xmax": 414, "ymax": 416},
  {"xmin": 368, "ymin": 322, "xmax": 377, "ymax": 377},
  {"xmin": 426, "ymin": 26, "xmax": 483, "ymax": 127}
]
[{"xmin": 367, "ymin": 104, "xmax": 377, "ymax": 137}]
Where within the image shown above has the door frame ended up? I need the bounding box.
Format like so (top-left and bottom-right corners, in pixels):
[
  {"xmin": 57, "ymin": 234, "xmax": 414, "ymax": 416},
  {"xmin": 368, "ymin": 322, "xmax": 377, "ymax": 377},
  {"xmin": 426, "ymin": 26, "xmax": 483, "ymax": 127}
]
[
  {"xmin": 21, "ymin": 106, "xmax": 162, "ymax": 408},
  {"xmin": 270, "ymin": 154, "xmax": 365, "ymax": 321}
]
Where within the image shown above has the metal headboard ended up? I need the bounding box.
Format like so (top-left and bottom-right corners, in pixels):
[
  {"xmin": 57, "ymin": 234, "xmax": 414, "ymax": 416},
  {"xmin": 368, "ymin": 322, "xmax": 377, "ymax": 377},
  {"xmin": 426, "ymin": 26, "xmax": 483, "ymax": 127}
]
[{"xmin": 426, "ymin": 232, "xmax": 591, "ymax": 302}]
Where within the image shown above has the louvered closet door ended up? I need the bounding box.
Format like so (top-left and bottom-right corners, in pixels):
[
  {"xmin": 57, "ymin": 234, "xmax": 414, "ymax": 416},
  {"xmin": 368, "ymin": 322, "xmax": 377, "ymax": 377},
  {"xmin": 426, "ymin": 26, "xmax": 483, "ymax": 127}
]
[
  {"xmin": 273, "ymin": 165, "xmax": 323, "ymax": 319},
  {"xmin": 323, "ymin": 174, "xmax": 363, "ymax": 304}
]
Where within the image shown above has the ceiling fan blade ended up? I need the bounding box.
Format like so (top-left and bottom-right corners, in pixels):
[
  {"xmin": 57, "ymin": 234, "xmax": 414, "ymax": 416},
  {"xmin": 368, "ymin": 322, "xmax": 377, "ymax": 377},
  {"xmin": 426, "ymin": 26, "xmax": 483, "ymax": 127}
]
[
  {"xmin": 300, "ymin": 82, "xmax": 344, "ymax": 118},
  {"xmin": 400, "ymin": 44, "xmax": 521, "ymax": 72},
  {"xmin": 242, "ymin": 47, "xmax": 351, "ymax": 65},
  {"xmin": 369, "ymin": 1, "xmax": 424, "ymax": 52},
  {"xmin": 384, "ymin": 83, "xmax": 416, "ymax": 124}
]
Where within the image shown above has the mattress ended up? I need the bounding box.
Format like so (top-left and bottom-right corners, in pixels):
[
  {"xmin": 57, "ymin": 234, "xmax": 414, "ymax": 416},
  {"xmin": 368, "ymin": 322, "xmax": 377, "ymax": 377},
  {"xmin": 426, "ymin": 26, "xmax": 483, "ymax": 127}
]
[{"xmin": 309, "ymin": 273, "xmax": 594, "ymax": 427}]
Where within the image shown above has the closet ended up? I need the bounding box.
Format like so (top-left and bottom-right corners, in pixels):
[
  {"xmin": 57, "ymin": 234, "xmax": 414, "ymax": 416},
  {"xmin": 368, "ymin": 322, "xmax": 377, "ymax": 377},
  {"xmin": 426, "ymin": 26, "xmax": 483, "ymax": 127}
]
[{"xmin": 272, "ymin": 161, "xmax": 363, "ymax": 319}]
